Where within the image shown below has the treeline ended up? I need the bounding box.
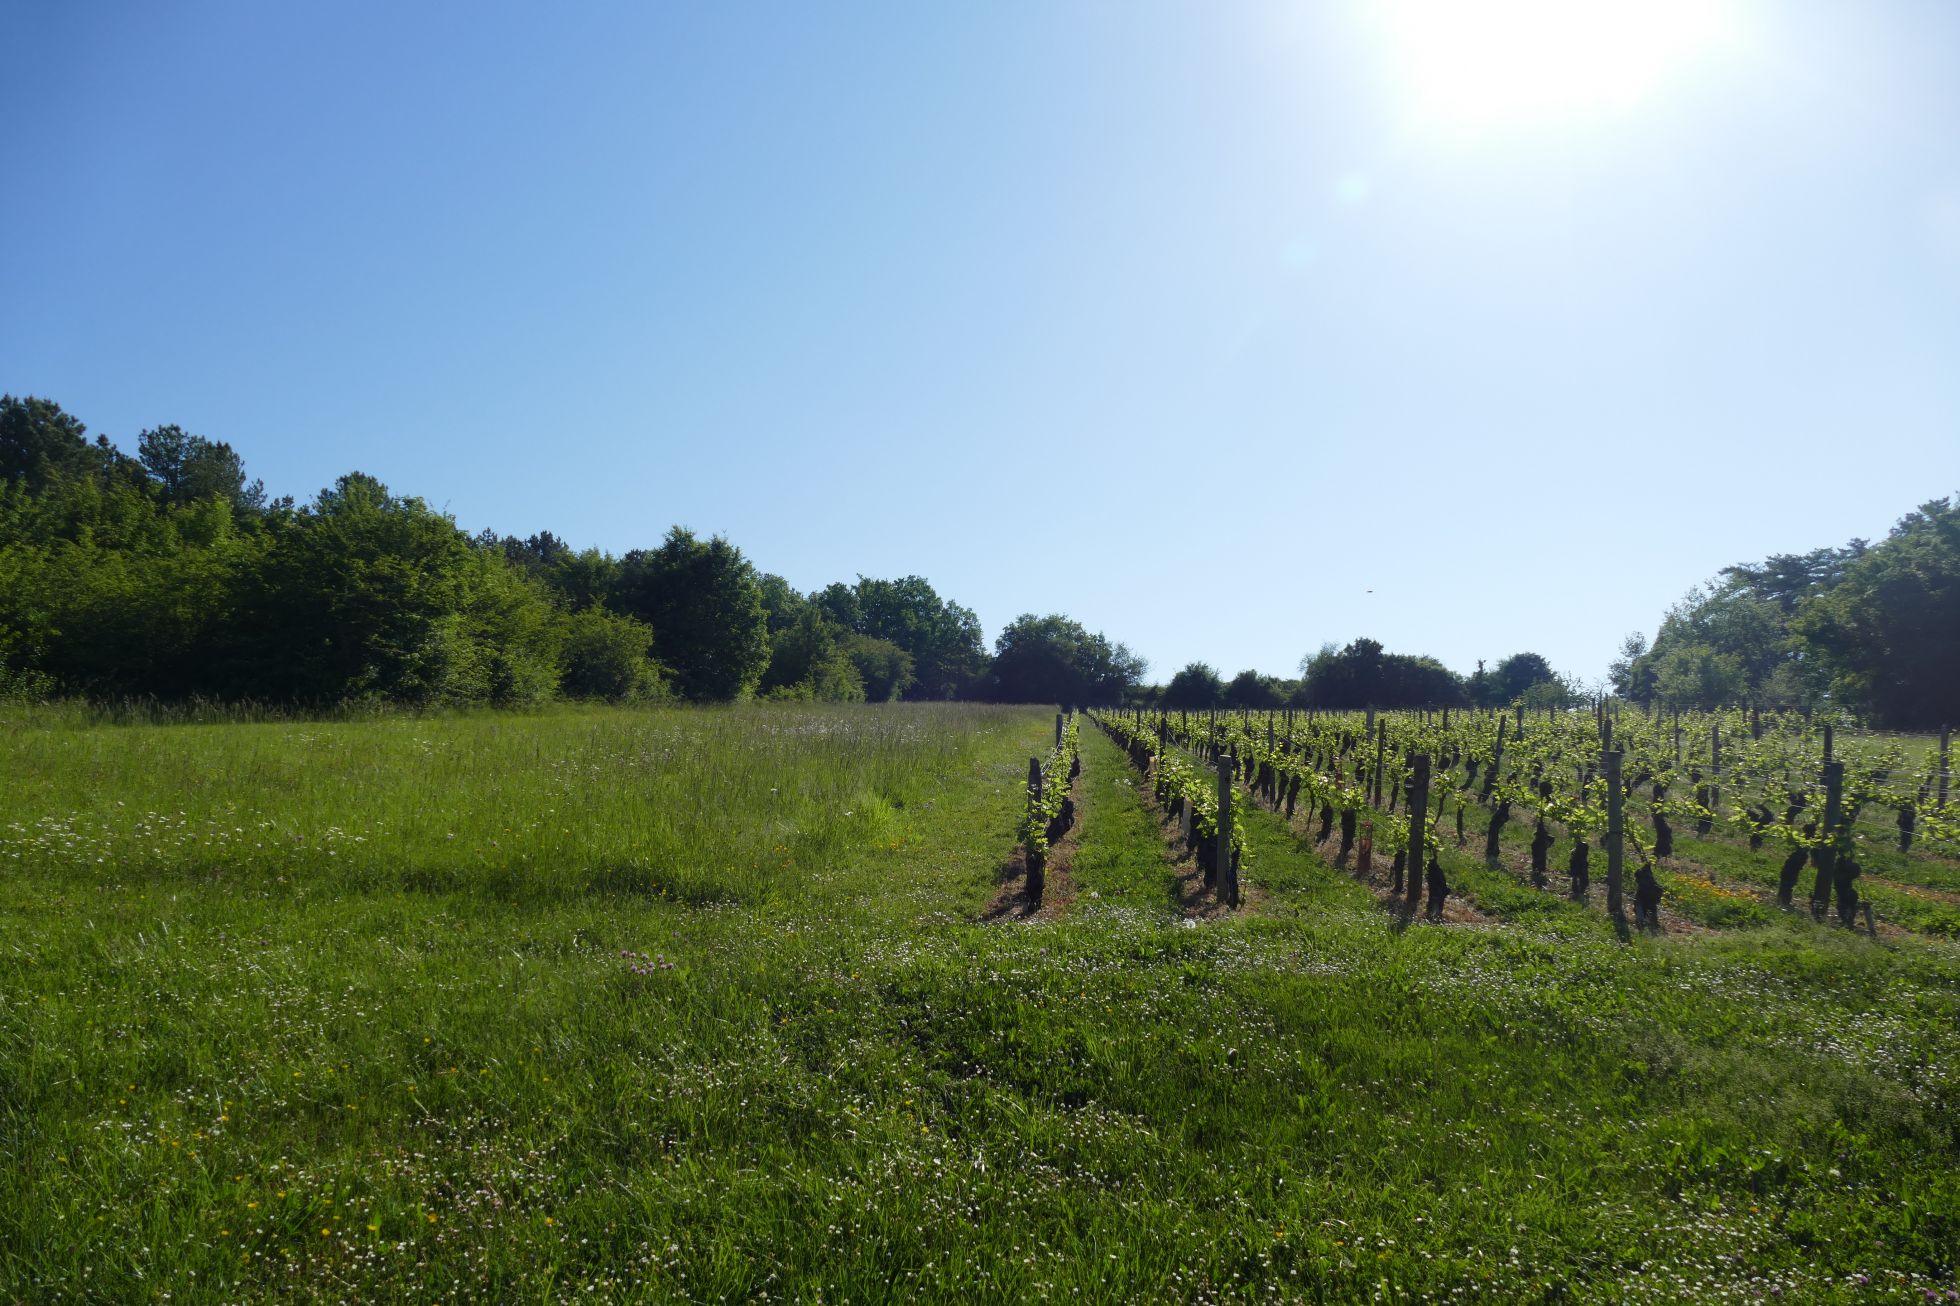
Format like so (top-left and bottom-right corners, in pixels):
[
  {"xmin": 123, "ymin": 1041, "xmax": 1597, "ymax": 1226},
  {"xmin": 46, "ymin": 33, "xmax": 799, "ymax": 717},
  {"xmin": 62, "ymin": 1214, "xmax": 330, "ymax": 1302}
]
[
  {"xmin": 0, "ymin": 396, "xmax": 1149, "ymax": 707},
  {"xmin": 1609, "ymin": 497, "xmax": 1960, "ymax": 729},
  {"xmin": 1144, "ymin": 641, "xmax": 1574, "ymax": 712},
  {"xmin": 10, "ymin": 394, "xmax": 1949, "ymax": 724}
]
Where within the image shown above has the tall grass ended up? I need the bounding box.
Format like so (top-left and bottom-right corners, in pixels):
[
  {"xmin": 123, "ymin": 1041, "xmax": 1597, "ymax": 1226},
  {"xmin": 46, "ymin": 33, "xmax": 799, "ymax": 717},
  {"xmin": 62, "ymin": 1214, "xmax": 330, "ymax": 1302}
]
[{"xmin": 0, "ymin": 702, "xmax": 1019, "ymax": 904}]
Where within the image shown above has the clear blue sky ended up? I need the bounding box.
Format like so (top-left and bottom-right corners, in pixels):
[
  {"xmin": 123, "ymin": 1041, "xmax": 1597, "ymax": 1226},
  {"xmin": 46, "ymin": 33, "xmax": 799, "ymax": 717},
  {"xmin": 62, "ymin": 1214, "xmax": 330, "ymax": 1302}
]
[{"xmin": 4, "ymin": 1, "xmax": 1957, "ymax": 686}]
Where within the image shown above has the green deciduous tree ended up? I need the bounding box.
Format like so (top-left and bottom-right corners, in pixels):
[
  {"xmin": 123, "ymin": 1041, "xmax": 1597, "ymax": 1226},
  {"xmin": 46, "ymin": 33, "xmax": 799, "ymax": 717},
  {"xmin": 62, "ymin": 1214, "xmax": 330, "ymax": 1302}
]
[
  {"xmin": 559, "ymin": 606, "xmax": 664, "ymax": 701},
  {"xmin": 1797, "ymin": 497, "xmax": 1960, "ymax": 729},
  {"xmin": 1651, "ymin": 645, "xmax": 1748, "ymax": 710},
  {"xmin": 759, "ymin": 607, "xmax": 863, "ymax": 702},
  {"xmin": 1479, "ymin": 651, "xmax": 1565, "ymax": 706},
  {"xmin": 0, "ymin": 498, "xmax": 264, "ymax": 699},
  {"xmin": 0, "ymin": 395, "xmax": 93, "ymax": 492},
  {"xmin": 1297, "ymin": 638, "xmax": 1466, "ymax": 709},
  {"xmin": 615, "ymin": 528, "xmax": 769, "ymax": 701},
  {"xmin": 842, "ymin": 634, "xmax": 913, "ymax": 702},
  {"xmin": 235, "ymin": 474, "xmax": 481, "ymax": 703},
  {"xmin": 1608, "ymin": 632, "xmax": 1653, "ymax": 701},
  {"xmin": 819, "ymin": 575, "xmax": 986, "ymax": 700},
  {"xmin": 1223, "ymin": 668, "xmax": 1288, "ymax": 709},
  {"xmin": 985, "ymin": 614, "xmax": 1146, "ymax": 705},
  {"xmin": 136, "ymin": 424, "xmax": 266, "ymax": 512},
  {"xmin": 1162, "ymin": 662, "xmax": 1226, "ymax": 709}
]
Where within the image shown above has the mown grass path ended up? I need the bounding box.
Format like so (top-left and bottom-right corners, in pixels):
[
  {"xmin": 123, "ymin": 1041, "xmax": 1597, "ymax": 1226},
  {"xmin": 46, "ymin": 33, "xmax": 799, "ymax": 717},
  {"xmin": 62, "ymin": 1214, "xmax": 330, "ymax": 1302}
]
[{"xmin": 1066, "ymin": 724, "xmax": 1191, "ymax": 913}]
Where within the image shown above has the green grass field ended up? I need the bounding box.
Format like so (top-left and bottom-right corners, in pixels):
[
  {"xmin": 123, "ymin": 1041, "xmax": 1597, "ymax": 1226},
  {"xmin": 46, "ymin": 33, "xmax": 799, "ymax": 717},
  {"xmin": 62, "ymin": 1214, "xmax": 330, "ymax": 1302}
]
[{"xmin": 3, "ymin": 704, "xmax": 1957, "ymax": 1303}]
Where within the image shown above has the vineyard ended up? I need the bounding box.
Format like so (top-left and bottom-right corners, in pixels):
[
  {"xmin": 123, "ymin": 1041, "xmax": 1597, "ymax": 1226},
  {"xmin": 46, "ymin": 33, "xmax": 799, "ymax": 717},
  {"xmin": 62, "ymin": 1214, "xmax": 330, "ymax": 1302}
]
[
  {"xmin": 1087, "ymin": 704, "xmax": 1960, "ymax": 941},
  {"xmin": 3, "ymin": 701, "xmax": 1958, "ymax": 1303}
]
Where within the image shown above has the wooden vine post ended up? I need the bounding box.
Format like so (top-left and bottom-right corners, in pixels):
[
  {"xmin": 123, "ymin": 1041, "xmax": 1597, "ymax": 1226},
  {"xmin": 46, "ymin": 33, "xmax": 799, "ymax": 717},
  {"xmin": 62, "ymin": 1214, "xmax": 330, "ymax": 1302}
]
[
  {"xmin": 1940, "ymin": 726, "xmax": 1951, "ymax": 811},
  {"xmin": 1710, "ymin": 722, "xmax": 1722, "ymax": 821},
  {"xmin": 1604, "ymin": 746, "xmax": 1625, "ymax": 924},
  {"xmin": 1372, "ymin": 718, "xmax": 1387, "ymax": 807},
  {"xmin": 1482, "ymin": 715, "xmax": 1507, "ymax": 802},
  {"xmin": 1406, "ymin": 753, "xmax": 1429, "ymax": 912},
  {"xmin": 1055, "ymin": 713, "xmax": 1064, "ymax": 747},
  {"xmin": 1216, "ymin": 754, "xmax": 1239, "ymax": 908},
  {"xmin": 1027, "ymin": 756, "xmax": 1046, "ymax": 901},
  {"xmin": 1810, "ymin": 760, "xmax": 1844, "ymax": 920}
]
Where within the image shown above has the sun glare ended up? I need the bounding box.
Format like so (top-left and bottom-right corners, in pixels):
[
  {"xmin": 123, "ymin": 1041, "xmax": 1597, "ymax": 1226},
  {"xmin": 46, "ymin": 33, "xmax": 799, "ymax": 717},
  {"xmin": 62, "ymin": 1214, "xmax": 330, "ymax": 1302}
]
[{"xmin": 1378, "ymin": 0, "xmax": 1736, "ymax": 133}]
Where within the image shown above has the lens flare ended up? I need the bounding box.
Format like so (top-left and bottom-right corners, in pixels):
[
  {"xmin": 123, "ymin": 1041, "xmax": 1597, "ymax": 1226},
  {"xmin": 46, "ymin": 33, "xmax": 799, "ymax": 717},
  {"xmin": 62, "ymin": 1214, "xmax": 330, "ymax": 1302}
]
[{"xmin": 1378, "ymin": 0, "xmax": 1737, "ymax": 133}]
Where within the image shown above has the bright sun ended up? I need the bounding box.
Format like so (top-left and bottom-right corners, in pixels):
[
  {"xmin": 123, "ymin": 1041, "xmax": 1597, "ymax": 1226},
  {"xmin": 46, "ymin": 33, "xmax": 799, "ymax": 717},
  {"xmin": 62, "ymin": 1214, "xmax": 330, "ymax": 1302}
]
[{"xmin": 1377, "ymin": 0, "xmax": 1737, "ymax": 133}]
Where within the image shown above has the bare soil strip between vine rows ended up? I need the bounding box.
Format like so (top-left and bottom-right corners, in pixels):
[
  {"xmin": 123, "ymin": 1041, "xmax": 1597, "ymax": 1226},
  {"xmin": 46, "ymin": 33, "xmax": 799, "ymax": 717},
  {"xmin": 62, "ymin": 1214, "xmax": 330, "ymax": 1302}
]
[
  {"xmin": 1476, "ymin": 834, "xmax": 1707, "ymax": 935},
  {"xmin": 980, "ymin": 766, "xmax": 1085, "ymax": 924},
  {"xmin": 1450, "ymin": 784, "xmax": 1915, "ymax": 938},
  {"xmin": 1153, "ymin": 786, "xmax": 1272, "ymax": 923},
  {"xmin": 1255, "ymin": 795, "xmax": 1498, "ymax": 927}
]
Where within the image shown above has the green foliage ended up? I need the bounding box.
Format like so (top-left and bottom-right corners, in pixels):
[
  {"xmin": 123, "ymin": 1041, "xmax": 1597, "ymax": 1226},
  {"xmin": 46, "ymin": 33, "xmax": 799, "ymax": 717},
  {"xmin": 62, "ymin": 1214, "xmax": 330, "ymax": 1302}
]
[
  {"xmin": 1651, "ymin": 642, "xmax": 1749, "ymax": 710},
  {"xmin": 0, "ymin": 498, "xmax": 266, "ymax": 698},
  {"xmin": 755, "ymin": 571, "xmax": 809, "ymax": 633},
  {"xmin": 1798, "ymin": 497, "xmax": 1960, "ymax": 729},
  {"xmin": 0, "ymin": 394, "xmax": 94, "ymax": 491},
  {"xmin": 1, "ymin": 397, "xmax": 1041, "ymax": 713},
  {"xmin": 1298, "ymin": 637, "xmax": 1467, "ymax": 708},
  {"xmin": 136, "ymin": 423, "xmax": 266, "ymax": 512},
  {"xmin": 1626, "ymin": 582, "xmax": 1795, "ymax": 709},
  {"xmin": 557, "ymin": 606, "xmax": 665, "ymax": 701},
  {"xmin": 0, "ymin": 661, "xmax": 53, "ymax": 702},
  {"xmin": 1019, "ymin": 711, "xmax": 1080, "ymax": 859},
  {"xmin": 614, "ymin": 527, "xmax": 770, "ymax": 702},
  {"xmin": 1162, "ymin": 661, "xmax": 1225, "ymax": 709},
  {"xmin": 1518, "ymin": 675, "xmax": 1577, "ymax": 709},
  {"xmin": 1619, "ymin": 500, "xmax": 1957, "ymax": 726},
  {"xmin": 548, "ymin": 546, "xmax": 619, "ymax": 611},
  {"xmin": 1609, "ymin": 631, "xmax": 1655, "ymax": 700},
  {"xmin": 841, "ymin": 632, "xmax": 913, "ymax": 701},
  {"xmin": 434, "ymin": 546, "xmax": 564, "ymax": 707},
  {"xmin": 985, "ymin": 613, "xmax": 1146, "ymax": 704},
  {"xmin": 237, "ymin": 474, "xmax": 481, "ymax": 702},
  {"xmin": 754, "ymin": 584, "xmax": 910, "ymax": 704},
  {"xmin": 760, "ymin": 608, "xmax": 866, "ymax": 703},
  {"xmin": 1473, "ymin": 651, "xmax": 1564, "ymax": 707},
  {"xmin": 0, "ymin": 398, "xmax": 1017, "ymax": 711},
  {"xmin": 819, "ymin": 575, "xmax": 986, "ymax": 700},
  {"xmin": 757, "ymin": 588, "xmax": 916, "ymax": 704},
  {"xmin": 1224, "ymin": 667, "xmax": 1290, "ymax": 709},
  {"xmin": 2, "ymin": 425, "xmax": 573, "ymax": 709}
]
